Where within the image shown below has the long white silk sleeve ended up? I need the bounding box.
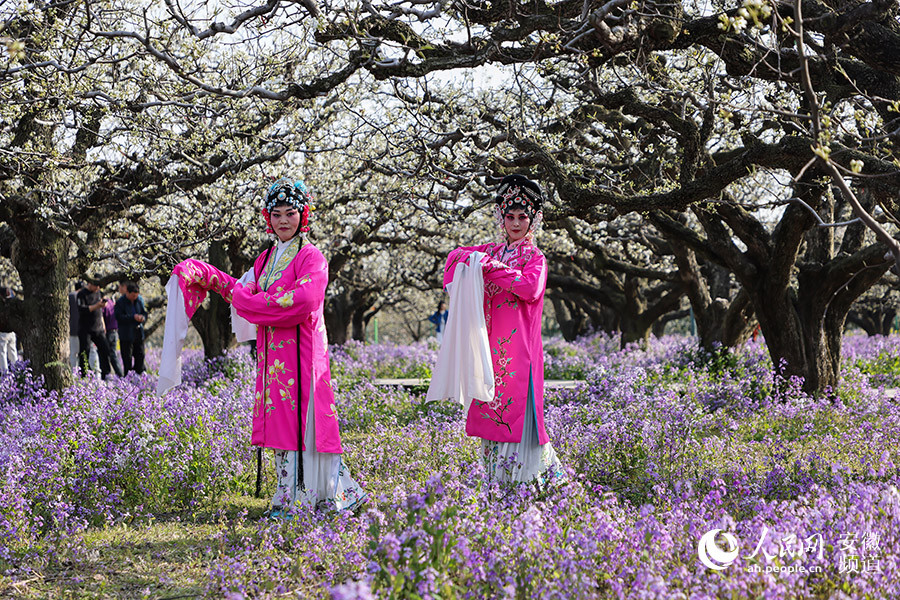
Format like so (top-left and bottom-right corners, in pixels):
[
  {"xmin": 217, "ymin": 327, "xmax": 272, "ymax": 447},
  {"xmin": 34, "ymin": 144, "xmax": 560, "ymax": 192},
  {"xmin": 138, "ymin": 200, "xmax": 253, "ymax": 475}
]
[
  {"xmin": 157, "ymin": 275, "xmax": 189, "ymax": 396},
  {"xmin": 426, "ymin": 252, "xmax": 495, "ymax": 412}
]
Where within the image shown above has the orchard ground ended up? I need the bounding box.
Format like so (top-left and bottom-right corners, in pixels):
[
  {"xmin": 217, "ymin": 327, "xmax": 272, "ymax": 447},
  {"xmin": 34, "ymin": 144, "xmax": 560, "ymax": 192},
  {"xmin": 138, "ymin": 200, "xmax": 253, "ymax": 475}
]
[{"xmin": 1, "ymin": 333, "xmax": 899, "ymax": 599}]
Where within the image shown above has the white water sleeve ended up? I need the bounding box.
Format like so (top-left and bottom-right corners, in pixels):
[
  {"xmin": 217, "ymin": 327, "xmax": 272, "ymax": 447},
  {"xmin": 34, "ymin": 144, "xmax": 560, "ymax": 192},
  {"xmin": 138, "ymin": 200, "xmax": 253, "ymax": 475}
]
[
  {"xmin": 157, "ymin": 275, "xmax": 190, "ymax": 396},
  {"xmin": 426, "ymin": 251, "xmax": 495, "ymax": 412}
]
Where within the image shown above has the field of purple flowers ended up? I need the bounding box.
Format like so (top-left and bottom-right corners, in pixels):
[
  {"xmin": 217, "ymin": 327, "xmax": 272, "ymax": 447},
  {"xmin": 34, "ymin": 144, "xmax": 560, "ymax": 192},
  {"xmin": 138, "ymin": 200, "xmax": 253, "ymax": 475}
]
[{"xmin": 1, "ymin": 334, "xmax": 900, "ymax": 598}]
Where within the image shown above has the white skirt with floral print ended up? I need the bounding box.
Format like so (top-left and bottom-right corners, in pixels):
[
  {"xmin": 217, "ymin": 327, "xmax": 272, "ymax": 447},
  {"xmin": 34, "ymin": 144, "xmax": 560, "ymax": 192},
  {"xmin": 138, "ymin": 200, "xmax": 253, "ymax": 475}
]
[{"xmin": 272, "ymin": 397, "xmax": 366, "ymax": 511}]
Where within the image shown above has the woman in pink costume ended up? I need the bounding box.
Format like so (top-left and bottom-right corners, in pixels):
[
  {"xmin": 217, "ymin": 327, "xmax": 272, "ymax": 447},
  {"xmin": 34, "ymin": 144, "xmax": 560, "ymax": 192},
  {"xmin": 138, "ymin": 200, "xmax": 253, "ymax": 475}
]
[
  {"xmin": 173, "ymin": 178, "xmax": 366, "ymax": 514},
  {"xmin": 443, "ymin": 174, "xmax": 566, "ymax": 487}
]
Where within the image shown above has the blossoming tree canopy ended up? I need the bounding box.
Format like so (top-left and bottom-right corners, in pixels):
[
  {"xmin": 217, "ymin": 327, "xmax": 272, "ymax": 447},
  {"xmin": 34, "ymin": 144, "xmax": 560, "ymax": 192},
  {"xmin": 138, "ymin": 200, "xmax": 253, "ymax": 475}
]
[{"xmin": 5, "ymin": 0, "xmax": 900, "ymax": 392}]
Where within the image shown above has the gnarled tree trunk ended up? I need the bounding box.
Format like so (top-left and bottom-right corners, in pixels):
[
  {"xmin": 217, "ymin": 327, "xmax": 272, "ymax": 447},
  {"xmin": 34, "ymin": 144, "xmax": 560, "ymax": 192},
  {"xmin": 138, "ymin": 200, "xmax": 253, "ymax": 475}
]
[
  {"xmin": 618, "ymin": 276, "xmax": 684, "ymax": 347},
  {"xmin": 847, "ymin": 305, "xmax": 895, "ymax": 336},
  {"xmin": 757, "ymin": 246, "xmax": 889, "ymax": 393},
  {"xmin": 7, "ymin": 220, "xmax": 72, "ymax": 390},
  {"xmin": 324, "ymin": 290, "xmax": 351, "ymax": 345},
  {"xmin": 669, "ymin": 242, "xmax": 755, "ymax": 349},
  {"xmin": 190, "ymin": 238, "xmax": 253, "ymax": 358},
  {"xmin": 653, "ymin": 179, "xmax": 889, "ymax": 396}
]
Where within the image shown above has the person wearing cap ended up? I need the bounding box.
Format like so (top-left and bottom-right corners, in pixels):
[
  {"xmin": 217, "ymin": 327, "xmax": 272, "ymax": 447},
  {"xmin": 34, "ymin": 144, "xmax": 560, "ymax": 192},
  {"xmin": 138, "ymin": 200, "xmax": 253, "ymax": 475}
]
[
  {"xmin": 442, "ymin": 174, "xmax": 566, "ymax": 487},
  {"xmin": 165, "ymin": 177, "xmax": 366, "ymax": 515}
]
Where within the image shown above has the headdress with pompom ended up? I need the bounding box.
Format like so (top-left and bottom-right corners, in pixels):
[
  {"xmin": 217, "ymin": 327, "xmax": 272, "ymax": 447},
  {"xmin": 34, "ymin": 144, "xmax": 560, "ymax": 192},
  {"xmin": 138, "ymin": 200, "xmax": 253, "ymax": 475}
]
[{"xmin": 260, "ymin": 177, "xmax": 314, "ymax": 235}]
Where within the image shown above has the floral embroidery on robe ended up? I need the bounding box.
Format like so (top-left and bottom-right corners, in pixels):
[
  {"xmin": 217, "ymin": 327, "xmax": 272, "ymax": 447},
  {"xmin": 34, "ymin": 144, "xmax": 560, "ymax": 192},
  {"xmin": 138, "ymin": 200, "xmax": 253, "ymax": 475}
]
[
  {"xmin": 232, "ymin": 240, "xmax": 343, "ymax": 453},
  {"xmin": 171, "ymin": 240, "xmax": 343, "ymax": 454}
]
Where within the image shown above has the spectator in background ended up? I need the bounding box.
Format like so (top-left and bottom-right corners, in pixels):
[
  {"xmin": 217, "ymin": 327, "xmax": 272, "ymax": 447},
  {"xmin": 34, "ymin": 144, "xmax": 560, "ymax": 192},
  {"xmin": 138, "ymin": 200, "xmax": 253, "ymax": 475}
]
[
  {"xmin": 102, "ymin": 286, "xmax": 124, "ymax": 377},
  {"xmin": 76, "ymin": 280, "xmax": 113, "ymax": 379},
  {"xmin": 428, "ymin": 300, "xmax": 449, "ymax": 344},
  {"xmin": 115, "ymin": 282, "xmax": 147, "ymax": 374},
  {"xmin": 69, "ymin": 281, "xmax": 98, "ymax": 372},
  {"xmin": 0, "ymin": 286, "xmax": 17, "ymax": 375},
  {"xmin": 68, "ymin": 281, "xmax": 81, "ymax": 369}
]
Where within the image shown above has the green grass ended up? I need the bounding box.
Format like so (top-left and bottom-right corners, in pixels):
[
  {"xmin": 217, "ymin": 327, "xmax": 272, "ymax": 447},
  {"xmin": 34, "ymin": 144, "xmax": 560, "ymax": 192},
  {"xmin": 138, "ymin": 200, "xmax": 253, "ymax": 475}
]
[{"xmin": 0, "ymin": 497, "xmax": 269, "ymax": 599}]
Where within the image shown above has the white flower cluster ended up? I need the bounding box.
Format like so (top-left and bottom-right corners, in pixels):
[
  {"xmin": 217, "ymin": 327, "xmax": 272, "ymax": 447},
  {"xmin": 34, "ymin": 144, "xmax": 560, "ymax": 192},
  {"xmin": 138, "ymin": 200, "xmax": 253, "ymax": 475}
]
[
  {"xmin": 718, "ymin": 0, "xmax": 773, "ymax": 33},
  {"xmin": 718, "ymin": 13, "xmax": 748, "ymax": 33}
]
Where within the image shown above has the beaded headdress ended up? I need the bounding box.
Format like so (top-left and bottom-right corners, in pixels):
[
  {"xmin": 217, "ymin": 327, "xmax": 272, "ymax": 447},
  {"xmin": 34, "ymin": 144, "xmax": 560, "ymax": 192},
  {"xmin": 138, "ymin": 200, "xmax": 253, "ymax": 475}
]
[
  {"xmin": 495, "ymin": 174, "xmax": 543, "ymax": 219},
  {"xmin": 493, "ymin": 174, "xmax": 544, "ymax": 243}
]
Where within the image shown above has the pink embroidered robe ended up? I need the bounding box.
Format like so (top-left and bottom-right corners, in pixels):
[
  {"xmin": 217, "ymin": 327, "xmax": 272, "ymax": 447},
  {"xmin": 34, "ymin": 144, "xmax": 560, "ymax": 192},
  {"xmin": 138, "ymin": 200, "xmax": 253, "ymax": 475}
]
[
  {"xmin": 172, "ymin": 241, "xmax": 343, "ymax": 454},
  {"xmin": 443, "ymin": 238, "xmax": 550, "ymax": 444}
]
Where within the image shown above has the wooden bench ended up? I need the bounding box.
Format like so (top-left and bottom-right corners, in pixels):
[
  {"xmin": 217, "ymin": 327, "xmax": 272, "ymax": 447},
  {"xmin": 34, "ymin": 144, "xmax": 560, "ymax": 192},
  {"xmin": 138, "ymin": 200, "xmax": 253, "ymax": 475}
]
[{"xmin": 373, "ymin": 378, "xmax": 585, "ymax": 389}]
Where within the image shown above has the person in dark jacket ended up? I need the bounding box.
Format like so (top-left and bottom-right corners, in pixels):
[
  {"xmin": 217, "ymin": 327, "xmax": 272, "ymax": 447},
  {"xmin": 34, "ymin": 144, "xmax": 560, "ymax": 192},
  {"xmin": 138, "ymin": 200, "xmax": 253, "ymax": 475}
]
[
  {"xmin": 114, "ymin": 283, "xmax": 148, "ymax": 374},
  {"xmin": 76, "ymin": 281, "xmax": 113, "ymax": 379},
  {"xmin": 69, "ymin": 281, "xmax": 98, "ymax": 371}
]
